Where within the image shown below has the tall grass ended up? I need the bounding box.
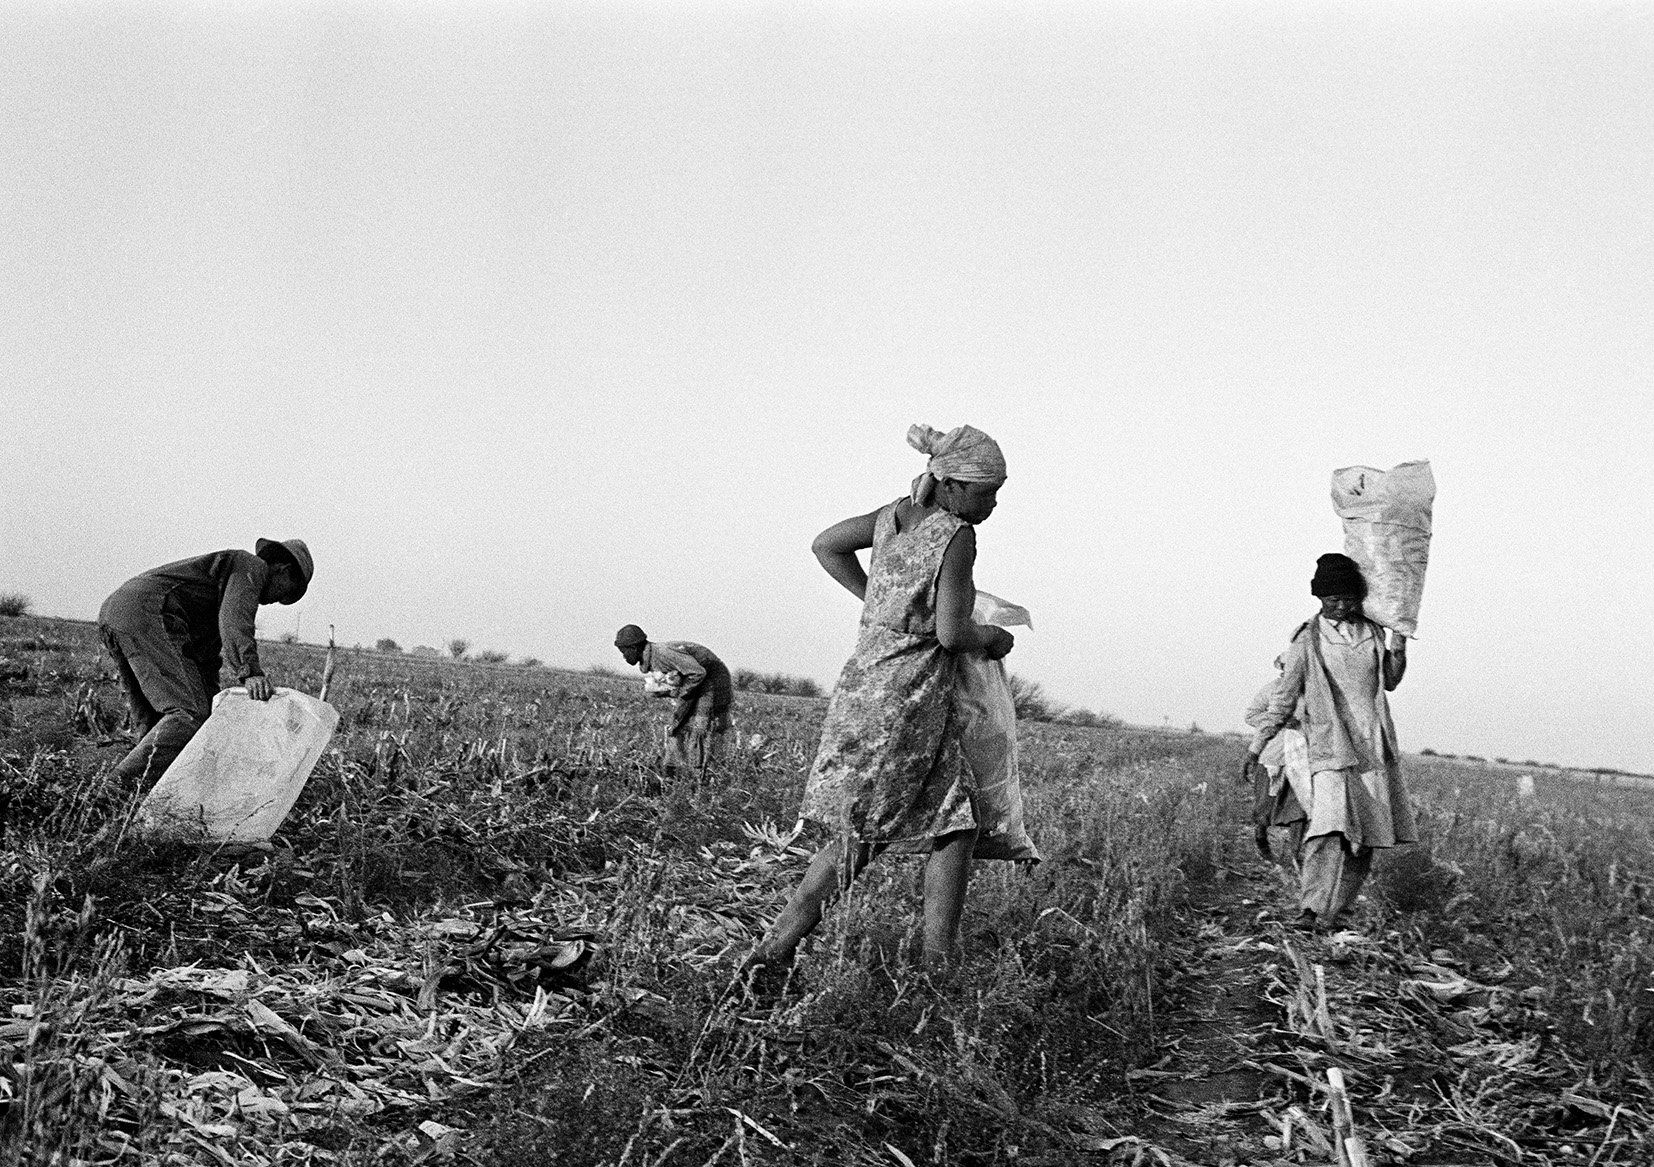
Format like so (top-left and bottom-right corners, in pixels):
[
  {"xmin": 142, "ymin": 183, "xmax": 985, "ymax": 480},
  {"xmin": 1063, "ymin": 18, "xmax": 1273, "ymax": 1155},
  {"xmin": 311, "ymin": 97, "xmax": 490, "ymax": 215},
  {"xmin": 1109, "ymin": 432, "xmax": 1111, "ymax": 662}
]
[{"xmin": 1376, "ymin": 757, "xmax": 1654, "ymax": 1083}]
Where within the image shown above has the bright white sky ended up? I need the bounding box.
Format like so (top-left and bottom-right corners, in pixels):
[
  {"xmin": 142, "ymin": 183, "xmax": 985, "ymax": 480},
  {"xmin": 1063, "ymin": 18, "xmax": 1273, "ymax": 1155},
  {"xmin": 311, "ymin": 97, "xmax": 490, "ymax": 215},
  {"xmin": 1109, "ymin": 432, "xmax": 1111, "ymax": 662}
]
[{"xmin": 3, "ymin": 3, "xmax": 1650, "ymax": 773}]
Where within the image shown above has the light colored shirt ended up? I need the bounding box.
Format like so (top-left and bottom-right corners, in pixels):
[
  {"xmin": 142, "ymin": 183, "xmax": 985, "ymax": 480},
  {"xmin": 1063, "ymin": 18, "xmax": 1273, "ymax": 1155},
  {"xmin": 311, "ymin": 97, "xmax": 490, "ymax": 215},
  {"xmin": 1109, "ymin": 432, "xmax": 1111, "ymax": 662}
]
[
  {"xmin": 1245, "ymin": 676, "xmax": 1299, "ymax": 771},
  {"xmin": 1249, "ymin": 615, "xmax": 1397, "ymax": 773}
]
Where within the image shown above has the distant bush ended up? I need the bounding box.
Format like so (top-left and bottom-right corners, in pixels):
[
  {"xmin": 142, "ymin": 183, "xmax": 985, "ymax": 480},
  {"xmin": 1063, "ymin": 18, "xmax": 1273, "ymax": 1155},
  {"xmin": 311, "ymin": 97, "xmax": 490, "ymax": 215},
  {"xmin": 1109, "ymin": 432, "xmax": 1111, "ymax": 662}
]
[
  {"xmin": 1006, "ymin": 675, "xmax": 1118, "ymax": 725},
  {"xmin": 1007, "ymin": 675, "xmax": 1061, "ymax": 722},
  {"xmin": 1057, "ymin": 709, "xmax": 1124, "ymax": 730},
  {"xmin": 474, "ymin": 649, "xmax": 509, "ymax": 665},
  {"xmin": 733, "ymin": 669, "xmax": 822, "ymax": 698},
  {"xmin": 519, "ymin": 657, "xmax": 542, "ymax": 668},
  {"xmin": 1464, "ymin": 754, "xmax": 1486, "ymax": 763},
  {"xmin": 375, "ymin": 638, "xmax": 401, "ymax": 653},
  {"xmin": 448, "ymin": 639, "xmax": 470, "ymax": 660},
  {"xmin": 0, "ymin": 593, "xmax": 30, "ymax": 618},
  {"xmin": 278, "ymin": 632, "xmax": 299, "ymax": 645},
  {"xmin": 1419, "ymin": 747, "xmax": 1438, "ymax": 756},
  {"xmin": 1188, "ymin": 722, "xmax": 1204, "ymax": 735}
]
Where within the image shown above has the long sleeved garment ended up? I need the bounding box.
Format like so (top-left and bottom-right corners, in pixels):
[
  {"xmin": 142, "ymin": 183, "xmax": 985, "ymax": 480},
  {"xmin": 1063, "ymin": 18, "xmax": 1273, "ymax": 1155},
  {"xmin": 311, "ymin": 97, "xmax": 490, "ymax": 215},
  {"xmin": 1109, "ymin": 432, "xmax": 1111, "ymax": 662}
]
[
  {"xmin": 1250, "ymin": 614, "xmax": 1417, "ymax": 921},
  {"xmin": 637, "ymin": 641, "xmax": 734, "ymax": 771},
  {"xmin": 100, "ymin": 550, "xmax": 272, "ymax": 682},
  {"xmin": 1245, "ymin": 675, "xmax": 1310, "ymax": 831},
  {"xmin": 1244, "ymin": 677, "xmax": 1299, "ymax": 772},
  {"xmin": 97, "ymin": 550, "xmax": 273, "ymax": 784}
]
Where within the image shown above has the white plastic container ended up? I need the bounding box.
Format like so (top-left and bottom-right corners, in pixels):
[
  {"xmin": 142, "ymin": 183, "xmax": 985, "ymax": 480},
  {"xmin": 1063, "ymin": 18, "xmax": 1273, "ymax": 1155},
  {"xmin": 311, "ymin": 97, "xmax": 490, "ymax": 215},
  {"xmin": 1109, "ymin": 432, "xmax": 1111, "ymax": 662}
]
[{"xmin": 137, "ymin": 687, "xmax": 339, "ymax": 842}]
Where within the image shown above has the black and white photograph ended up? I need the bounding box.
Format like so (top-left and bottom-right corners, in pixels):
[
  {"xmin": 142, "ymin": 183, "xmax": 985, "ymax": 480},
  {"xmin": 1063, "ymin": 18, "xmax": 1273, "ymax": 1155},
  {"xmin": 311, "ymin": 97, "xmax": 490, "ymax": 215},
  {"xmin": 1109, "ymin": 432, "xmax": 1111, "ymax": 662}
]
[{"xmin": 2, "ymin": 2, "xmax": 1650, "ymax": 1163}]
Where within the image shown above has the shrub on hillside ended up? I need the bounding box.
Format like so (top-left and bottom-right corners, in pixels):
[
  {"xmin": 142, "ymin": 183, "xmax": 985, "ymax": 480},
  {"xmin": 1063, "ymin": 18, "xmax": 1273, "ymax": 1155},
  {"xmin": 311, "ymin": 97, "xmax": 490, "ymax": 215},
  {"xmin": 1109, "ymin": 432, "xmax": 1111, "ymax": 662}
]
[
  {"xmin": 1006, "ymin": 677, "xmax": 1119, "ymax": 726},
  {"xmin": 519, "ymin": 657, "xmax": 542, "ymax": 668},
  {"xmin": 1057, "ymin": 708, "xmax": 1124, "ymax": 730},
  {"xmin": 474, "ymin": 649, "xmax": 509, "ymax": 665},
  {"xmin": 0, "ymin": 593, "xmax": 30, "ymax": 618},
  {"xmin": 375, "ymin": 638, "xmax": 401, "ymax": 653},
  {"xmin": 448, "ymin": 639, "xmax": 470, "ymax": 660},
  {"xmin": 1008, "ymin": 675, "xmax": 1060, "ymax": 722},
  {"xmin": 733, "ymin": 669, "xmax": 822, "ymax": 698}
]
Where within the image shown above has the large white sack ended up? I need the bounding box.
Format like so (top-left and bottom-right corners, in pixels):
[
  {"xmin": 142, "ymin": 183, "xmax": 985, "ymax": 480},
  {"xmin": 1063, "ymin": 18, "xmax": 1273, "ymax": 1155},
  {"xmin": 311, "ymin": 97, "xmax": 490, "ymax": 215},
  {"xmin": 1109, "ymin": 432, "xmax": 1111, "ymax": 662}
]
[
  {"xmin": 1331, "ymin": 460, "xmax": 1435, "ymax": 637},
  {"xmin": 956, "ymin": 591, "xmax": 1041, "ymax": 862},
  {"xmin": 138, "ymin": 688, "xmax": 339, "ymax": 842}
]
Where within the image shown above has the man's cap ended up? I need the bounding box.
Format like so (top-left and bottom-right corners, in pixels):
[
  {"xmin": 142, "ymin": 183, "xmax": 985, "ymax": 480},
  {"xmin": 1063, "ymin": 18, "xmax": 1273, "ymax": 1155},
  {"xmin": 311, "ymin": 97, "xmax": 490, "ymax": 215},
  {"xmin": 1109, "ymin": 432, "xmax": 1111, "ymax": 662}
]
[
  {"xmin": 614, "ymin": 624, "xmax": 647, "ymax": 647},
  {"xmin": 257, "ymin": 538, "xmax": 314, "ymax": 599},
  {"xmin": 1310, "ymin": 552, "xmax": 1364, "ymax": 598}
]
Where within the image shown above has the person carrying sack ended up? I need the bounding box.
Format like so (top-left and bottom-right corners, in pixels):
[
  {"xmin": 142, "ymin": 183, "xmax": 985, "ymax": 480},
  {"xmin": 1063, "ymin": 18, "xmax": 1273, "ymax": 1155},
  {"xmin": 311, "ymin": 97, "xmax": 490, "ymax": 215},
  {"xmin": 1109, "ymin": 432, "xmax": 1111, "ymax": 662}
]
[
  {"xmin": 1243, "ymin": 553, "xmax": 1416, "ymax": 931},
  {"xmin": 99, "ymin": 539, "xmax": 313, "ymax": 786}
]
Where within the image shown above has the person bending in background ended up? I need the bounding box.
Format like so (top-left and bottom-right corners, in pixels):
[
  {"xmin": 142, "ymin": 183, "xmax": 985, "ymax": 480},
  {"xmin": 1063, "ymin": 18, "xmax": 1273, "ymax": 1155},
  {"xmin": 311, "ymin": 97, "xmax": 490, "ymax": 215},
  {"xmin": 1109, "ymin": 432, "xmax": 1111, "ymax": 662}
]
[
  {"xmin": 746, "ymin": 422, "xmax": 1014, "ymax": 980},
  {"xmin": 1243, "ymin": 552, "xmax": 1415, "ymax": 931},
  {"xmin": 613, "ymin": 626, "xmax": 734, "ymax": 774},
  {"xmin": 99, "ymin": 538, "xmax": 313, "ymax": 786},
  {"xmin": 1243, "ymin": 654, "xmax": 1309, "ymax": 868}
]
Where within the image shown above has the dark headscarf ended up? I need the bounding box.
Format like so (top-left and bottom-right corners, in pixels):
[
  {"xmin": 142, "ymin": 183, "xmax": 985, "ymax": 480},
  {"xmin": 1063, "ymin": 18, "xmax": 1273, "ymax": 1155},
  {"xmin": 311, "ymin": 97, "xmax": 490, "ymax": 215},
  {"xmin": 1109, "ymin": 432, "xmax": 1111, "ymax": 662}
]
[{"xmin": 1310, "ymin": 553, "xmax": 1366, "ymax": 598}]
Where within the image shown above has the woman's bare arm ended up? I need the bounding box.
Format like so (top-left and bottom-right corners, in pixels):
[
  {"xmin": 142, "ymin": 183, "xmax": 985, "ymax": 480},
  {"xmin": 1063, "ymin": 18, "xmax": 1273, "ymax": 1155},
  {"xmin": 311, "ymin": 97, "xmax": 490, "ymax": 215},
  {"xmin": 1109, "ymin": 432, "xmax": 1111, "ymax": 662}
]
[
  {"xmin": 812, "ymin": 509, "xmax": 881, "ymax": 601},
  {"xmin": 935, "ymin": 526, "xmax": 1012, "ymax": 657}
]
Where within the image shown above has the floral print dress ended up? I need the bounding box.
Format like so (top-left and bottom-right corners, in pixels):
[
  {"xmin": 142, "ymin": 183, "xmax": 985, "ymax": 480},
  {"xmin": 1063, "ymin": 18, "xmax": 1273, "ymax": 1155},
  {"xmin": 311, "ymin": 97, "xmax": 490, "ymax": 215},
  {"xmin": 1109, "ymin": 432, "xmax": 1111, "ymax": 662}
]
[{"xmin": 799, "ymin": 501, "xmax": 978, "ymax": 846}]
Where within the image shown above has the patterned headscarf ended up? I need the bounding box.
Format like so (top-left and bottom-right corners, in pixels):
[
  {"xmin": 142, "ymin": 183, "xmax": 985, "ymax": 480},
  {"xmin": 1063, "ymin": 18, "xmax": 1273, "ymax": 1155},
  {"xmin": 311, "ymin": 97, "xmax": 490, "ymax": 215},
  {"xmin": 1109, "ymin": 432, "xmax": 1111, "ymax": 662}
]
[{"xmin": 907, "ymin": 423, "xmax": 1007, "ymax": 505}]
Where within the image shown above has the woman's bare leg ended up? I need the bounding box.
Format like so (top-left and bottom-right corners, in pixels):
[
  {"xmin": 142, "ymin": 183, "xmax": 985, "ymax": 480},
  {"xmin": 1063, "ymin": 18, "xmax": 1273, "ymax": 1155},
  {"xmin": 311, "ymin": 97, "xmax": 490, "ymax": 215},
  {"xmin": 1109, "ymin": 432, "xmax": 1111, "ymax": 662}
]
[
  {"xmin": 920, "ymin": 829, "xmax": 978, "ymax": 966},
  {"xmin": 754, "ymin": 838, "xmax": 877, "ymax": 964}
]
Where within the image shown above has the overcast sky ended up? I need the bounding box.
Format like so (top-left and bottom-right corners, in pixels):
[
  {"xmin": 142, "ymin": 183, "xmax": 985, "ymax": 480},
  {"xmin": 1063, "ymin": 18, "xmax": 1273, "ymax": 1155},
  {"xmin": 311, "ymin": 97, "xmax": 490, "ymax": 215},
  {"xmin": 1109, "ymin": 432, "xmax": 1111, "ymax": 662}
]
[{"xmin": 4, "ymin": 2, "xmax": 1650, "ymax": 774}]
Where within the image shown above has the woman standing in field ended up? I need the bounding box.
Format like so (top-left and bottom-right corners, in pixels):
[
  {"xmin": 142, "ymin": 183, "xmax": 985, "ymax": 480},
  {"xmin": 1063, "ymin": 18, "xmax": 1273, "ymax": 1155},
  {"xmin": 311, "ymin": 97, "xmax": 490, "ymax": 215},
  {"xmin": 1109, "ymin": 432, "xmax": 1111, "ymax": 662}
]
[
  {"xmin": 747, "ymin": 423, "xmax": 1013, "ymax": 977},
  {"xmin": 1243, "ymin": 553, "xmax": 1417, "ymax": 930}
]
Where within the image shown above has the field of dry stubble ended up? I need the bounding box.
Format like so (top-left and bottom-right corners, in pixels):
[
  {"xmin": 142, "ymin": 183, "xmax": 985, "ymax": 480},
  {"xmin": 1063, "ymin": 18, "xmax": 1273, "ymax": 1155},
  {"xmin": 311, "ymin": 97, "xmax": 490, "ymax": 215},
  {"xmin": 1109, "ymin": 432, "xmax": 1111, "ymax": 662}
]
[{"xmin": 0, "ymin": 614, "xmax": 1648, "ymax": 1166}]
